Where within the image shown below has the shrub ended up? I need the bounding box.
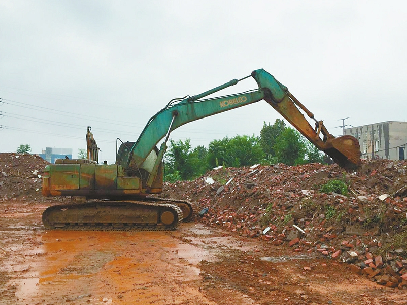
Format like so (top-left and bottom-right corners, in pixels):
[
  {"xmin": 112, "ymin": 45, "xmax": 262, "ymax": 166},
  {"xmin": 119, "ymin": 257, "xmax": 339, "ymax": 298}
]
[{"xmin": 320, "ymin": 179, "xmax": 348, "ymax": 196}]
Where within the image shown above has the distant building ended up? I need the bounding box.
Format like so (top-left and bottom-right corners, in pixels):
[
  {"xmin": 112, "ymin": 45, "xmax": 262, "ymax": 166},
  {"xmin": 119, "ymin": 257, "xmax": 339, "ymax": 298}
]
[
  {"xmin": 344, "ymin": 121, "xmax": 407, "ymax": 161},
  {"xmin": 39, "ymin": 147, "xmax": 73, "ymax": 163}
]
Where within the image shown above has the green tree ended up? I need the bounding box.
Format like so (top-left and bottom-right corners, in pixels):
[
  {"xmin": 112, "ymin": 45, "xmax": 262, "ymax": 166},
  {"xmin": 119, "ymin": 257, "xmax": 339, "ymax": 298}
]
[
  {"xmin": 207, "ymin": 137, "xmax": 230, "ymax": 167},
  {"xmin": 274, "ymin": 128, "xmax": 306, "ymax": 165},
  {"xmin": 228, "ymin": 135, "xmax": 264, "ymax": 167},
  {"xmin": 16, "ymin": 144, "xmax": 31, "ymax": 154},
  {"xmin": 164, "ymin": 139, "xmax": 207, "ymax": 181},
  {"xmin": 78, "ymin": 148, "xmax": 87, "ymax": 159},
  {"xmin": 207, "ymin": 135, "xmax": 264, "ymax": 168},
  {"xmin": 260, "ymin": 119, "xmax": 286, "ymax": 159},
  {"xmin": 192, "ymin": 145, "xmax": 209, "ymax": 175},
  {"xmin": 305, "ymin": 142, "xmax": 325, "ymax": 164}
]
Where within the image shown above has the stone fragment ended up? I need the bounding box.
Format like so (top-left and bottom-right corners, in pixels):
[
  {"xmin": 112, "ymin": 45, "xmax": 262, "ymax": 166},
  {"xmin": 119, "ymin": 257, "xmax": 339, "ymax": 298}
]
[
  {"xmin": 376, "ymin": 275, "xmax": 390, "ymax": 285},
  {"xmin": 349, "ymin": 264, "xmax": 362, "ymax": 275},
  {"xmin": 332, "ymin": 250, "xmax": 342, "ymax": 259},
  {"xmin": 398, "ymin": 280, "xmax": 407, "ymax": 289},
  {"xmin": 286, "ymin": 230, "xmax": 299, "ymax": 241},
  {"xmin": 363, "ymin": 267, "xmax": 380, "ymax": 278},
  {"xmin": 204, "ymin": 177, "xmax": 214, "ymax": 184},
  {"xmin": 216, "ymin": 186, "xmax": 224, "ymax": 195},
  {"xmin": 385, "ymin": 280, "xmax": 399, "ymax": 288},
  {"xmin": 385, "ymin": 265, "xmax": 398, "ymax": 277},
  {"xmin": 378, "ymin": 194, "xmax": 390, "ymax": 201},
  {"xmin": 289, "ymin": 238, "xmax": 300, "ymax": 247},
  {"xmin": 357, "ymin": 196, "xmax": 368, "ymax": 202},
  {"xmin": 375, "ymin": 255, "xmax": 383, "ymax": 267}
]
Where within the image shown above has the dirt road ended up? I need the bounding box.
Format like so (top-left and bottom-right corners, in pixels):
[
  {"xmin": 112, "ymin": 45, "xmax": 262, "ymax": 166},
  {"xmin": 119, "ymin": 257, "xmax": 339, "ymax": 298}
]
[{"xmin": 1, "ymin": 201, "xmax": 407, "ymax": 305}]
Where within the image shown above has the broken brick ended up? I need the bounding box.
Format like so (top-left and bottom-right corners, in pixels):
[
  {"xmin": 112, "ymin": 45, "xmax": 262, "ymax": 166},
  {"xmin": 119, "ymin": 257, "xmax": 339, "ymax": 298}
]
[
  {"xmin": 375, "ymin": 255, "xmax": 383, "ymax": 267},
  {"xmin": 332, "ymin": 250, "xmax": 342, "ymax": 259},
  {"xmin": 289, "ymin": 238, "xmax": 300, "ymax": 247},
  {"xmin": 363, "ymin": 267, "xmax": 380, "ymax": 278},
  {"xmin": 349, "ymin": 264, "xmax": 362, "ymax": 275}
]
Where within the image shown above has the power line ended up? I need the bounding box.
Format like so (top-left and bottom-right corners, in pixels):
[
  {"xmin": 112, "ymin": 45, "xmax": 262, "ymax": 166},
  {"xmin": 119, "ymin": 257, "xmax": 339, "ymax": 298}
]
[
  {"xmin": 337, "ymin": 117, "xmax": 351, "ymax": 135},
  {"xmin": 2, "ymin": 111, "xmax": 138, "ymax": 137},
  {"xmin": 1, "ymin": 96, "xmax": 258, "ymax": 137},
  {"xmin": 0, "ymin": 85, "xmax": 147, "ymax": 112},
  {"xmin": 1, "ymin": 98, "xmax": 143, "ymax": 129},
  {"xmin": 1, "ymin": 125, "xmax": 114, "ymax": 143}
]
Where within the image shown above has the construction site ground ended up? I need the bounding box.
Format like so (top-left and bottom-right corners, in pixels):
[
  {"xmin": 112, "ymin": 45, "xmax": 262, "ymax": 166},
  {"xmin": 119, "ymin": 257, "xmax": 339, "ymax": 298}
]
[
  {"xmin": 1, "ymin": 153, "xmax": 407, "ymax": 304},
  {"xmin": 0, "ymin": 201, "xmax": 406, "ymax": 305}
]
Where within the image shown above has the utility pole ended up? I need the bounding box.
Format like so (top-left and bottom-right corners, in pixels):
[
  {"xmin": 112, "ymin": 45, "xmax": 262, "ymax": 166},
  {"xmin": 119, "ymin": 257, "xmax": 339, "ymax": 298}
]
[{"xmin": 338, "ymin": 117, "xmax": 350, "ymax": 135}]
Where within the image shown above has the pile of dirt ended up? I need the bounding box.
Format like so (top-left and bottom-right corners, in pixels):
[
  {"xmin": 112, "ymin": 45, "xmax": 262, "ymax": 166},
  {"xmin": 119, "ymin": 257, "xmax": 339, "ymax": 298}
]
[
  {"xmin": 0, "ymin": 153, "xmax": 51, "ymax": 202},
  {"xmin": 162, "ymin": 160, "xmax": 407, "ymax": 288}
]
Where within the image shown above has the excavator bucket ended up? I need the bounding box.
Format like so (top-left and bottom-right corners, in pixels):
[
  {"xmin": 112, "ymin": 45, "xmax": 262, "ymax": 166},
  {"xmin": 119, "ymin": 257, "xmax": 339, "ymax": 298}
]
[{"xmin": 323, "ymin": 135, "xmax": 361, "ymax": 170}]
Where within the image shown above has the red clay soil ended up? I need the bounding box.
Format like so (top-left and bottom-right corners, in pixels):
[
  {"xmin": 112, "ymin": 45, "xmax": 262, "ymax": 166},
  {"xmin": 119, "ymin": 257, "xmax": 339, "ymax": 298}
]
[{"xmin": 1, "ymin": 153, "xmax": 407, "ymax": 304}]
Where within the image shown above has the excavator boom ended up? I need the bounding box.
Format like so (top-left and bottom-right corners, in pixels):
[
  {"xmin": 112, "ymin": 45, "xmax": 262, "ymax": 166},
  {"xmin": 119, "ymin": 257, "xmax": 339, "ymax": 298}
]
[{"xmin": 117, "ymin": 69, "xmax": 360, "ymax": 180}]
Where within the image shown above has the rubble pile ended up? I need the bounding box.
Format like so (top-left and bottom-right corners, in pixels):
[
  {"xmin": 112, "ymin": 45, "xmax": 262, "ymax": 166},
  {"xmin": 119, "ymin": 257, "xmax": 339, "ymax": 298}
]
[
  {"xmin": 0, "ymin": 153, "xmax": 50, "ymax": 202},
  {"xmin": 163, "ymin": 160, "xmax": 407, "ymax": 288}
]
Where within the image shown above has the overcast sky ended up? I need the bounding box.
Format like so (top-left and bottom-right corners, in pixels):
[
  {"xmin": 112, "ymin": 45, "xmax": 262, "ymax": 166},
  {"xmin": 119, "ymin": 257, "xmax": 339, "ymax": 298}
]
[{"xmin": 1, "ymin": 1, "xmax": 406, "ymax": 163}]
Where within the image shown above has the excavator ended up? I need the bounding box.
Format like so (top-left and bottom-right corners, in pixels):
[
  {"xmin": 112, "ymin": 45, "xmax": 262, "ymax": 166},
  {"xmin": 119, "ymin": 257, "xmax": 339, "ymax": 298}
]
[{"xmin": 42, "ymin": 69, "xmax": 361, "ymax": 230}]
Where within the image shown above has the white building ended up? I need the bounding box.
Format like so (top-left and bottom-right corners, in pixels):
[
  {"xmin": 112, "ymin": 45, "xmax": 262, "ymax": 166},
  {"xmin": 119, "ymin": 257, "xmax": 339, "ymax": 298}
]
[
  {"xmin": 40, "ymin": 147, "xmax": 73, "ymax": 163},
  {"xmin": 344, "ymin": 121, "xmax": 407, "ymax": 161}
]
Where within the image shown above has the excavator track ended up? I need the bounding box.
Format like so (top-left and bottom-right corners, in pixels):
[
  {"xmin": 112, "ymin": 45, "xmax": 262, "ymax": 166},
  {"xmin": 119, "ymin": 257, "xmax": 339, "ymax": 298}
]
[
  {"xmin": 42, "ymin": 200, "xmax": 183, "ymax": 231},
  {"xmin": 144, "ymin": 197, "xmax": 195, "ymax": 222}
]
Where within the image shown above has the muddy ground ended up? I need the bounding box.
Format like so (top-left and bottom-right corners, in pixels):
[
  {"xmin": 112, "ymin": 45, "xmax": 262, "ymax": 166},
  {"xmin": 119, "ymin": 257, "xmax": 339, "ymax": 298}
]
[
  {"xmin": 1, "ymin": 153, "xmax": 407, "ymax": 304},
  {"xmin": 1, "ymin": 201, "xmax": 407, "ymax": 305}
]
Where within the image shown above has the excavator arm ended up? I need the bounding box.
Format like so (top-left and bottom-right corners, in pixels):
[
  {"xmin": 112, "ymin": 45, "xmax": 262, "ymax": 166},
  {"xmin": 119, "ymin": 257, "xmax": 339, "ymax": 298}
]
[{"xmin": 117, "ymin": 69, "xmax": 360, "ymax": 188}]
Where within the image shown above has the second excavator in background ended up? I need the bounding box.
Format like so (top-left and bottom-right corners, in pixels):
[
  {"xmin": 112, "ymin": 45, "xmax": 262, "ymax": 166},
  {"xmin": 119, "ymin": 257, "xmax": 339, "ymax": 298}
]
[{"xmin": 42, "ymin": 68, "xmax": 361, "ymax": 230}]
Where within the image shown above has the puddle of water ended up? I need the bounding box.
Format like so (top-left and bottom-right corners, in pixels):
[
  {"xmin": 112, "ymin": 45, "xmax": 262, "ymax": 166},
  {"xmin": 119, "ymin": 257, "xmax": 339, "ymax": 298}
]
[
  {"xmin": 175, "ymin": 242, "xmax": 214, "ymax": 266},
  {"xmin": 14, "ymin": 277, "xmax": 39, "ymax": 300},
  {"xmin": 185, "ymin": 223, "xmax": 213, "ymax": 236},
  {"xmin": 9, "ymin": 226, "xmax": 223, "ymax": 303},
  {"xmin": 186, "ymin": 235, "xmax": 259, "ymax": 252},
  {"xmin": 260, "ymin": 254, "xmax": 314, "ymax": 263}
]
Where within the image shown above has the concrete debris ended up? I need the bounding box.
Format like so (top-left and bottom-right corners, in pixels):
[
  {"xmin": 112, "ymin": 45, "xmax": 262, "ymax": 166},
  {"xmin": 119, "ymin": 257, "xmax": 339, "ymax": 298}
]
[
  {"xmin": 379, "ymin": 194, "xmax": 390, "ymax": 201},
  {"xmin": 204, "ymin": 177, "xmax": 215, "ymax": 184},
  {"xmin": 225, "ymin": 177, "xmax": 234, "ymax": 185},
  {"xmin": 293, "ymin": 225, "xmax": 306, "ymax": 234},
  {"xmin": 262, "ymin": 227, "xmax": 271, "ymax": 235},
  {"xmin": 163, "ymin": 159, "xmax": 407, "ymax": 288}
]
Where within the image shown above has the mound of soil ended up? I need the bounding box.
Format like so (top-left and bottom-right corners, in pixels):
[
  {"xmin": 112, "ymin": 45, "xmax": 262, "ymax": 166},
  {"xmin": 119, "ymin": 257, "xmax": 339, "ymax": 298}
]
[
  {"xmin": 0, "ymin": 153, "xmax": 50, "ymax": 203},
  {"xmin": 162, "ymin": 160, "xmax": 407, "ymax": 288}
]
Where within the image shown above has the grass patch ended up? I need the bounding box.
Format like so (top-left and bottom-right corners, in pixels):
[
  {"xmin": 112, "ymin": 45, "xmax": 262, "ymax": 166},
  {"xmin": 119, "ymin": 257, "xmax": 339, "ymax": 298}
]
[{"xmin": 320, "ymin": 179, "xmax": 348, "ymax": 196}]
